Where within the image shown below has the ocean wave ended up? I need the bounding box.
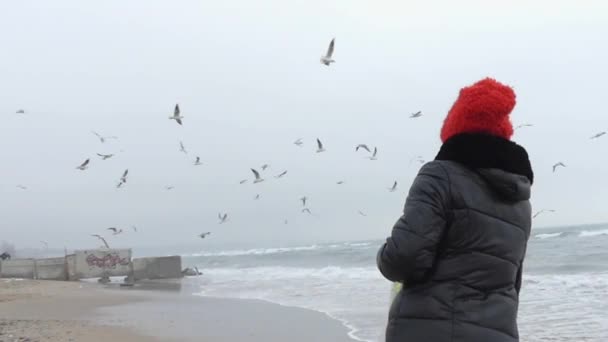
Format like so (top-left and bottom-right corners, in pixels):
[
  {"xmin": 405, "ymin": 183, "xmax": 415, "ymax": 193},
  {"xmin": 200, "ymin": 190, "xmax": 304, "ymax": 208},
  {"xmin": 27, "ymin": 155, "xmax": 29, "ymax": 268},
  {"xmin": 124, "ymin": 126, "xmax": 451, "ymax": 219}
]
[
  {"xmin": 186, "ymin": 245, "xmax": 321, "ymax": 257},
  {"xmin": 579, "ymin": 229, "xmax": 608, "ymax": 237},
  {"xmin": 534, "ymin": 232, "xmax": 563, "ymax": 239}
]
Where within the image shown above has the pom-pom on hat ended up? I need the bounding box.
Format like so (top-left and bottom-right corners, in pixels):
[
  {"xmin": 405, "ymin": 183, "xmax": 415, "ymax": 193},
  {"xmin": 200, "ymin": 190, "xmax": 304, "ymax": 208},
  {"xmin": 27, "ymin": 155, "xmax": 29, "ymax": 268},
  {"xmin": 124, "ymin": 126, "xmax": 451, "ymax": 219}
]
[{"xmin": 440, "ymin": 78, "xmax": 516, "ymax": 142}]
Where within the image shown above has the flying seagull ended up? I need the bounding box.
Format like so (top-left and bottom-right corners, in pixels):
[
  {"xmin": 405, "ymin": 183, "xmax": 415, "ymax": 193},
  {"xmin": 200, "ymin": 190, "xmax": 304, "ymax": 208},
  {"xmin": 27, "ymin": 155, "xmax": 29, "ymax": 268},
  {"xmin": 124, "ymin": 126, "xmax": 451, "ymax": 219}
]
[
  {"xmin": 357, "ymin": 210, "xmax": 367, "ymax": 217},
  {"xmin": 120, "ymin": 169, "xmax": 129, "ymax": 183},
  {"xmin": 16, "ymin": 109, "xmax": 25, "ymax": 114},
  {"xmin": 590, "ymin": 131, "xmax": 606, "ymax": 139},
  {"xmin": 107, "ymin": 227, "xmax": 123, "ymax": 235},
  {"xmin": 409, "ymin": 156, "xmax": 425, "ymax": 165},
  {"xmin": 251, "ymin": 168, "xmax": 264, "ymax": 183},
  {"xmin": 320, "ymin": 38, "xmax": 335, "ymax": 66},
  {"xmin": 239, "ymin": 179, "xmax": 248, "ymax": 184},
  {"xmin": 16, "ymin": 184, "xmax": 28, "ymax": 190},
  {"xmin": 410, "ymin": 111, "xmax": 422, "ymax": 118},
  {"xmin": 316, "ymin": 138, "xmax": 326, "ymax": 153},
  {"xmin": 97, "ymin": 153, "xmax": 114, "ymax": 160},
  {"xmin": 336, "ymin": 181, "xmax": 345, "ymax": 185},
  {"xmin": 275, "ymin": 170, "xmax": 288, "ymax": 179},
  {"xmin": 388, "ymin": 181, "xmax": 398, "ymax": 192},
  {"xmin": 199, "ymin": 232, "xmax": 211, "ymax": 239},
  {"xmin": 76, "ymin": 159, "xmax": 90, "ymax": 171},
  {"xmin": 132, "ymin": 225, "xmax": 138, "ymax": 232},
  {"xmin": 300, "ymin": 196, "xmax": 307, "ymax": 207},
  {"xmin": 356, "ymin": 144, "xmax": 371, "ymax": 153},
  {"xmin": 40, "ymin": 241, "xmax": 49, "ymax": 249},
  {"xmin": 91, "ymin": 131, "xmax": 118, "ymax": 143},
  {"xmin": 170, "ymin": 104, "xmax": 183, "ymax": 125},
  {"xmin": 368, "ymin": 147, "xmax": 378, "ymax": 161},
  {"xmin": 179, "ymin": 141, "xmax": 188, "ymax": 154},
  {"xmin": 302, "ymin": 208, "xmax": 312, "ymax": 215},
  {"xmin": 552, "ymin": 162, "xmax": 566, "ymax": 173},
  {"xmin": 165, "ymin": 186, "xmax": 174, "ymax": 190},
  {"xmin": 91, "ymin": 234, "xmax": 110, "ymax": 249},
  {"xmin": 261, "ymin": 164, "xmax": 270, "ymax": 171},
  {"xmin": 218, "ymin": 213, "xmax": 228, "ymax": 224},
  {"xmin": 533, "ymin": 209, "xmax": 556, "ymax": 219},
  {"xmin": 254, "ymin": 194, "xmax": 260, "ymax": 200},
  {"xmin": 294, "ymin": 138, "xmax": 303, "ymax": 147},
  {"xmin": 515, "ymin": 123, "xmax": 534, "ymax": 130},
  {"xmin": 194, "ymin": 156, "xmax": 202, "ymax": 166}
]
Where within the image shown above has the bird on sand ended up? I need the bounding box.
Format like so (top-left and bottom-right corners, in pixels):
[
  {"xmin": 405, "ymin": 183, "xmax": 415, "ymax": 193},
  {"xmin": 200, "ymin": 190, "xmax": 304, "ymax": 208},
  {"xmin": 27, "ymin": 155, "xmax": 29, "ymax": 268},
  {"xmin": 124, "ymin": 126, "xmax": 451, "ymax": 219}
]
[
  {"xmin": 368, "ymin": 147, "xmax": 378, "ymax": 160},
  {"xmin": 590, "ymin": 131, "xmax": 606, "ymax": 139},
  {"xmin": 251, "ymin": 168, "xmax": 264, "ymax": 183},
  {"xmin": 169, "ymin": 104, "xmax": 183, "ymax": 125},
  {"xmin": 16, "ymin": 109, "xmax": 25, "ymax": 114},
  {"xmin": 356, "ymin": 144, "xmax": 371, "ymax": 153},
  {"xmin": 91, "ymin": 235, "xmax": 110, "ymax": 248},
  {"xmin": 316, "ymin": 138, "xmax": 326, "ymax": 153},
  {"xmin": 302, "ymin": 208, "xmax": 312, "ymax": 215},
  {"xmin": 275, "ymin": 170, "xmax": 288, "ymax": 179},
  {"xmin": 320, "ymin": 38, "xmax": 335, "ymax": 66},
  {"xmin": 388, "ymin": 181, "xmax": 398, "ymax": 192},
  {"xmin": 76, "ymin": 159, "xmax": 90, "ymax": 170},
  {"xmin": 515, "ymin": 123, "xmax": 534, "ymax": 130},
  {"xmin": 97, "ymin": 153, "xmax": 114, "ymax": 160},
  {"xmin": 16, "ymin": 185, "xmax": 27, "ymax": 190},
  {"xmin": 199, "ymin": 232, "xmax": 211, "ymax": 239},
  {"xmin": 533, "ymin": 209, "xmax": 556, "ymax": 219},
  {"xmin": 218, "ymin": 213, "xmax": 228, "ymax": 224},
  {"xmin": 552, "ymin": 162, "xmax": 566, "ymax": 173},
  {"xmin": 179, "ymin": 141, "xmax": 188, "ymax": 154},
  {"xmin": 410, "ymin": 111, "xmax": 422, "ymax": 118},
  {"xmin": 300, "ymin": 196, "xmax": 307, "ymax": 207},
  {"xmin": 91, "ymin": 131, "xmax": 118, "ymax": 144},
  {"xmin": 107, "ymin": 227, "xmax": 123, "ymax": 235},
  {"xmin": 194, "ymin": 156, "xmax": 202, "ymax": 166},
  {"xmin": 294, "ymin": 138, "xmax": 303, "ymax": 147}
]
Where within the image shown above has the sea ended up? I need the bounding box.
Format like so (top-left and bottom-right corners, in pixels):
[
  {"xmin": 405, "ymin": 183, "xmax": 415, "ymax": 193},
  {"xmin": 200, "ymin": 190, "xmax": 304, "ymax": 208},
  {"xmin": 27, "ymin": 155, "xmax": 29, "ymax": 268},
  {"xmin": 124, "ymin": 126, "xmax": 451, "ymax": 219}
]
[{"xmin": 181, "ymin": 224, "xmax": 608, "ymax": 342}]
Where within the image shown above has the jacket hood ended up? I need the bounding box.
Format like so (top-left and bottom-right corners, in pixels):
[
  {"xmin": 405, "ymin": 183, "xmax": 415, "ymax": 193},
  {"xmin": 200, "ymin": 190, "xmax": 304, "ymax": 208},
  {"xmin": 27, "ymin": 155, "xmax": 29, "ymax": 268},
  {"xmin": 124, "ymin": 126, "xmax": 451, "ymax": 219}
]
[{"xmin": 435, "ymin": 133, "xmax": 533, "ymax": 201}]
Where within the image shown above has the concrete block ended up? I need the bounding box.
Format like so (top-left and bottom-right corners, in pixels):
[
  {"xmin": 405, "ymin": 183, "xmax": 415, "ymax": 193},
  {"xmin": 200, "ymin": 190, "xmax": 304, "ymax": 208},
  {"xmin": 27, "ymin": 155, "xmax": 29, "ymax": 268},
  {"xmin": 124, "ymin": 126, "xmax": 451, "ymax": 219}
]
[
  {"xmin": 73, "ymin": 249, "xmax": 131, "ymax": 280},
  {"xmin": 35, "ymin": 257, "xmax": 67, "ymax": 280},
  {"xmin": 0, "ymin": 259, "xmax": 36, "ymax": 279},
  {"xmin": 133, "ymin": 256, "xmax": 182, "ymax": 280}
]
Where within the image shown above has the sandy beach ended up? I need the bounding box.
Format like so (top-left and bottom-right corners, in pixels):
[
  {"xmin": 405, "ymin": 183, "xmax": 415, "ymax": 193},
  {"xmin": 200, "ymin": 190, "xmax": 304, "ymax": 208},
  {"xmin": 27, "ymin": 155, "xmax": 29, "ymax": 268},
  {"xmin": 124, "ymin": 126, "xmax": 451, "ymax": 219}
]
[{"xmin": 0, "ymin": 278, "xmax": 357, "ymax": 342}]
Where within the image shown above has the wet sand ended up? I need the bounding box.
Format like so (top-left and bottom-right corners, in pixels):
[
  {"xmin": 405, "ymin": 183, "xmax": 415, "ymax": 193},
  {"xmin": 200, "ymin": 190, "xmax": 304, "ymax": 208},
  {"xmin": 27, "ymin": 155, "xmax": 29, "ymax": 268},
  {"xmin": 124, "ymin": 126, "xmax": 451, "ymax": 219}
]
[{"xmin": 0, "ymin": 278, "xmax": 356, "ymax": 342}]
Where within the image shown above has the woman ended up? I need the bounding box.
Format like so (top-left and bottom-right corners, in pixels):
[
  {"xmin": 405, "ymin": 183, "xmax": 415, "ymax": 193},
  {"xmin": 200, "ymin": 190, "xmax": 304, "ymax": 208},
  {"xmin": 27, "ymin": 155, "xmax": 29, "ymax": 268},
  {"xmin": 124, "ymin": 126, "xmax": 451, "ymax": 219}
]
[{"xmin": 377, "ymin": 78, "xmax": 533, "ymax": 342}]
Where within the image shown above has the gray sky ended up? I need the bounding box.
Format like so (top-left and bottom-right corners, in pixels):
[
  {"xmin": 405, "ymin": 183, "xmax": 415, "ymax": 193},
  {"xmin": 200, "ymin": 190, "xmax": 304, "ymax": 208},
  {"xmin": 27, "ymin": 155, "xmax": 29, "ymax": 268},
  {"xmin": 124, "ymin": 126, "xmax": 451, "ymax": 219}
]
[{"xmin": 2, "ymin": 1, "xmax": 608, "ymax": 251}]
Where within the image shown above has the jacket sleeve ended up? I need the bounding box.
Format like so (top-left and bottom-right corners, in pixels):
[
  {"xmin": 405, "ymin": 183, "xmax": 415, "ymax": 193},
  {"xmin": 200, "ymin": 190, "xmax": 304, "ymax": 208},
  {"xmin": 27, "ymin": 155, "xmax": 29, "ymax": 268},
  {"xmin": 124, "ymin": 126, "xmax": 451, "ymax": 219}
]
[{"xmin": 377, "ymin": 162, "xmax": 451, "ymax": 283}]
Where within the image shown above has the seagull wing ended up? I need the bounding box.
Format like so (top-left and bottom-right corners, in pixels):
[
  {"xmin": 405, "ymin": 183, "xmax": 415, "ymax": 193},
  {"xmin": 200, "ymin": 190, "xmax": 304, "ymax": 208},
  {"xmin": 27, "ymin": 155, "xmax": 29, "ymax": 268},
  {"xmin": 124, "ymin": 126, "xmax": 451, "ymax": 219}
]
[
  {"xmin": 107, "ymin": 227, "xmax": 117, "ymax": 233},
  {"xmin": 251, "ymin": 168, "xmax": 261, "ymax": 180},
  {"xmin": 122, "ymin": 169, "xmax": 129, "ymax": 178},
  {"xmin": 326, "ymin": 38, "xmax": 335, "ymax": 58},
  {"xmin": 317, "ymin": 138, "xmax": 323, "ymax": 150},
  {"xmin": 373, "ymin": 147, "xmax": 377, "ymax": 157},
  {"xmin": 356, "ymin": 144, "xmax": 370, "ymax": 152}
]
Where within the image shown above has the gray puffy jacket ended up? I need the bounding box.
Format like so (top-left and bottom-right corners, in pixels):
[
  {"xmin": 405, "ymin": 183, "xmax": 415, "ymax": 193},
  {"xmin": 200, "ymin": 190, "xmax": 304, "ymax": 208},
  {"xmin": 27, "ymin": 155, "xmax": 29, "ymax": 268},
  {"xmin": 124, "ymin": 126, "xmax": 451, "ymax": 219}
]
[{"xmin": 378, "ymin": 133, "xmax": 533, "ymax": 342}]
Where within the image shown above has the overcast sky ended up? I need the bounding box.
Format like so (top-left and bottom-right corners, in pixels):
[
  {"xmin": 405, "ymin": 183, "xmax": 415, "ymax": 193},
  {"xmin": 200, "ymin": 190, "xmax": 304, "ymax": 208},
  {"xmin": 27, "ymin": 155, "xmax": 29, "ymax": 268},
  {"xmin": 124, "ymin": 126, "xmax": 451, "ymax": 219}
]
[{"xmin": 1, "ymin": 1, "xmax": 608, "ymax": 251}]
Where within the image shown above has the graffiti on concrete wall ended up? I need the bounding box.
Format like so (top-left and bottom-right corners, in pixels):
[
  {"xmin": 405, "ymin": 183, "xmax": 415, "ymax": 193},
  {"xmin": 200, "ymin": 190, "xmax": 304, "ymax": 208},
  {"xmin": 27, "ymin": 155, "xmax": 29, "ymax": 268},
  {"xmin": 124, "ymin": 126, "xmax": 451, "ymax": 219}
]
[{"xmin": 86, "ymin": 253, "xmax": 129, "ymax": 269}]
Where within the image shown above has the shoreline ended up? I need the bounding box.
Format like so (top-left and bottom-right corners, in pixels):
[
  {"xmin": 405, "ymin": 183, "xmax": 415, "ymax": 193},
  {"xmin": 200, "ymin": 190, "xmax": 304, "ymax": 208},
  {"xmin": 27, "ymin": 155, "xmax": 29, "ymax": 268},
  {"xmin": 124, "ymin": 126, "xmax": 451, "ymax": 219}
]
[{"xmin": 0, "ymin": 278, "xmax": 358, "ymax": 342}]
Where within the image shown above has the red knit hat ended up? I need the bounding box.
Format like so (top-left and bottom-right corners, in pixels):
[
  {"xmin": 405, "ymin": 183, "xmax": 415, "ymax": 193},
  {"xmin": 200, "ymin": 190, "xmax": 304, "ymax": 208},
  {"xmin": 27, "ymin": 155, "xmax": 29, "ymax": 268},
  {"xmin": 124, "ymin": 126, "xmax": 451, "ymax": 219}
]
[{"xmin": 440, "ymin": 78, "xmax": 516, "ymax": 142}]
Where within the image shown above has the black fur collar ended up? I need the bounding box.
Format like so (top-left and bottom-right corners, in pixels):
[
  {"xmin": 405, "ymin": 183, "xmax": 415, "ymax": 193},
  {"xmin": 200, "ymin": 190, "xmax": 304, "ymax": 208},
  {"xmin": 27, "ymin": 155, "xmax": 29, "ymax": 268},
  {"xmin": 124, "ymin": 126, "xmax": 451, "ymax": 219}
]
[{"xmin": 435, "ymin": 133, "xmax": 534, "ymax": 184}]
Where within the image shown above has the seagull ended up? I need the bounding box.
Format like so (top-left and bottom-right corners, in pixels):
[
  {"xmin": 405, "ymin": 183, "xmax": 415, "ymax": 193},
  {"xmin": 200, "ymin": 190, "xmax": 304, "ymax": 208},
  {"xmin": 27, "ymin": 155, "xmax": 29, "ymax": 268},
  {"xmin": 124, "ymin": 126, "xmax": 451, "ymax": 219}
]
[
  {"xmin": 336, "ymin": 181, "xmax": 345, "ymax": 185},
  {"xmin": 302, "ymin": 208, "xmax": 312, "ymax": 215},
  {"xmin": 91, "ymin": 234, "xmax": 110, "ymax": 249},
  {"xmin": 357, "ymin": 210, "xmax": 367, "ymax": 217},
  {"xmin": 284, "ymin": 219, "xmax": 289, "ymax": 225},
  {"xmin": 97, "ymin": 153, "xmax": 114, "ymax": 160},
  {"xmin": 179, "ymin": 141, "xmax": 188, "ymax": 154},
  {"xmin": 107, "ymin": 227, "xmax": 123, "ymax": 235},
  {"xmin": 170, "ymin": 104, "xmax": 183, "ymax": 125},
  {"xmin": 261, "ymin": 164, "xmax": 270, "ymax": 171},
  {"xmin": 590, "ymin": 131, "xmax": 606, "ymax": 139},
  {"xmin": 199, "ymin": 232, "xmax": 211, "ymax": 239},
  {"xmin": 120, "ymin": 169, "xmax": 129, "ymax": 183},
  {"xmin": 40, "ymin": 241, "xmax": 49, "ymax": 249},
  {"xmin": 368, "ymin": 147, "xmax": 378, "ymax": 160},
  {"xmin": 254, "ymin": 194, "xmax": 260, "ymax": 200},
  {"xmin": 552, "ymin": 162, "xmax": 566, "ymax": 173},
  {"xmin": 409, "ymin": 156, "xmax": 425, "ymax": 165},
  {"xmin": 275, "ymin": 170, "xmax": 288, "ymax": 179},
  {"xmin": 316, "ymin": 138, "xmax": 326, "ymax": 153},
  {"xmin": 251, "ymin": 168, "xmax": 264, "ymax": 183},
  {"xmin": 218, "ymin": 213, "xmax": 228, "ymax": 224},
  {"xmin": 91, "ymin": 131, "xmax": 118, "ymax": 143},
  {"xmin": 16, "ymin": 109, "xmax": 25, "ymax": 114},
  {"xmin": 239, "ymin": 179, "xmax": 248, "ymax": 184},
  {"xmin": 165, "ymin": 186, "xmax": 174, "ymax": 190},
  {"xmin": 320, "ymin": 38, "xmax": 335, "ymax": 66},
  {"xmin": 116, "ymin": 181, "xmax": 124, "ymax": 189},
  {"xmin": 194, "ymin": 156, "xmax": 202, "ymax": 166},
  {"xmin": 294, "ymin": 138, "xmax": 303, "ymax": 147},
  {"xmin": 533, "ymin": 209, "xmax": 556, "ymax": 219},
  {"xmin": 388, "ymin": 181, "xmax": 398, "ymax": 192},
  {"xmin": 16, "ymin": 185, "xmax": 28, "ymax": 190},
  {"xmin": 515, "ymin": 123, "xmax": 534, "ymax": 130},
  {"xmin": 410, "ymin": 111, "xmax": 422, "ymax": 118},
  {"xmin": 76, "ymin": 159, "xmax": 90, "ymax": 170},
  {"xmin": 356, "ymin": 144, "xmax": 371, "ymax": 153},
  {"xmin": 131, "ymin": 225, "xmax": 138, "ymax": 232},
  {"xmin": 300, "ymin": 196, "xmax": 307, "ymax": 207}
]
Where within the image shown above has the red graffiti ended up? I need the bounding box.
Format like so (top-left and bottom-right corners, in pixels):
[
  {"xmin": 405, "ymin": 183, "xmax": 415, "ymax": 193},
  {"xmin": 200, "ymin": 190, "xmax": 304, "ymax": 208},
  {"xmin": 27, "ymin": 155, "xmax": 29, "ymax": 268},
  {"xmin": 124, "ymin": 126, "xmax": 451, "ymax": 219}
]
[{"xmin": 86, "ymin": 253, "xmax": 129, "ymax": 269}]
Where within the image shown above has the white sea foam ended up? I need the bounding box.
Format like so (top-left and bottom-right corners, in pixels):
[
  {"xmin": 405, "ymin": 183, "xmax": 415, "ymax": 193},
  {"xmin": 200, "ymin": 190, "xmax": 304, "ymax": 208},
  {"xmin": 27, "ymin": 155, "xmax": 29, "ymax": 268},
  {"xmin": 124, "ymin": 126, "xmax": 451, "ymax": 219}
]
[
  {"xmin": 186, "ymin": 245, "xmax": 321, "ymax": 257},
  {"xmin": 579, "ymin": 229, "xmax": 608, "ymax": 237},
  {"xmin": 534, "ymin": 232, "xmax": 562, "ymax": 239}
]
